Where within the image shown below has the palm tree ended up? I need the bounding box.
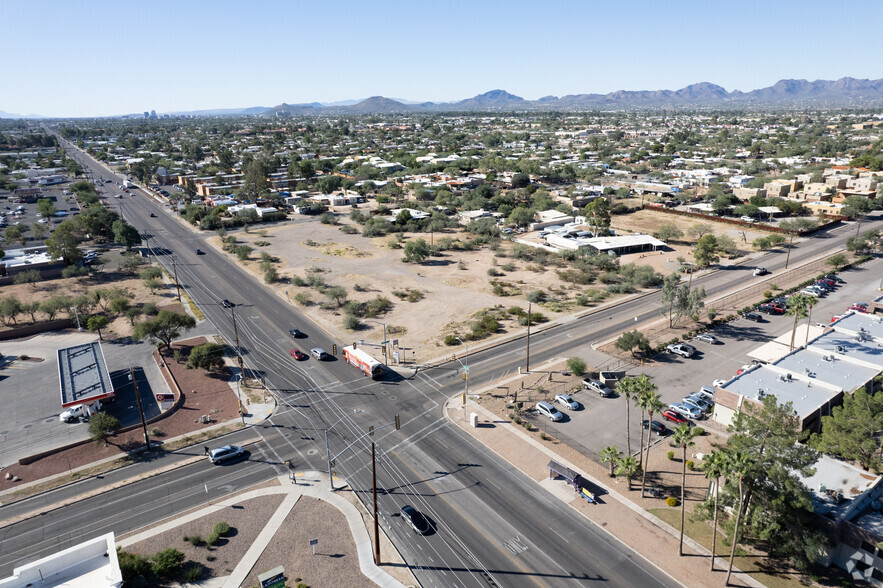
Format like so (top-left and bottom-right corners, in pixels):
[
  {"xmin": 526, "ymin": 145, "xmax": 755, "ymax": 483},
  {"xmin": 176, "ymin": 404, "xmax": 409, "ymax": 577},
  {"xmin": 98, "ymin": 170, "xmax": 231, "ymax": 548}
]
[
  {"xmin": 615, "ymin": 455, "xmax": 640, "ymax": 491},
  {"xmin": 726, "ymin": 450, "xmax": 753, "ymax": 586},
  {"xmin": 702, "ymin": 450, "xmax": 728, "ymax": 571},
  {"xmin": 615, "ymin": 377, "xmax": 637, "ymax": 457},
  {"xmin": 640, "ymin": 391, "xmax": 667, "ymax": 497},
  {"xmin": 785, "ymin": 293, "xmax": 814, "ymax": 351},
  {"xmin": 600, "ymin": 446, "xmax": 622, "ymax": 478},
  {"xmin": 633, "ymin": 375, "xmax": 658, "ymax": 471},
  {"xmin": 672, "ymin": 424, "xmax": 698, "ymax": 556}
]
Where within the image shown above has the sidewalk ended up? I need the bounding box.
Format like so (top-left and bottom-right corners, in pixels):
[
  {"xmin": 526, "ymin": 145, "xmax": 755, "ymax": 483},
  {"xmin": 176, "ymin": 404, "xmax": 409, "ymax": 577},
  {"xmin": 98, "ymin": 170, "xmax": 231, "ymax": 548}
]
[
  {"xmin": 446, "ymin": 398, "xmax": 764, "ymax": 588},
  {"xmin": 118, "ymin": 470, "xmax": 410, "ymax": 588}
]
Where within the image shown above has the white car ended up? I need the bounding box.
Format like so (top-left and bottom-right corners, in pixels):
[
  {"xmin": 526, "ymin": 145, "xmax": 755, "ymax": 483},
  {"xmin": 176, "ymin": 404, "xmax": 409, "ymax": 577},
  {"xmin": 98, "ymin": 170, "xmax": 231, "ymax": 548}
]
[
  {"xmin": 712, "ymin": 379, "xmax": 728, "ymax": 387},
  {"xmin": 59, "ymin": 405, "xmax": 90, "ymax": 423},
  {"xmin": 741, "ymin": 216, "xmax": 757, "ymax": 223},
  {"xmin": 695, "ymin": 333, "xmax": 718, "ymax": 344},
  {"xmin": 753, "ymin": 267, "xmax": 767, "ymax": 276},
  {"xmin": 554, "ymin": 393, "xmax": 580, "ymax": 410}
]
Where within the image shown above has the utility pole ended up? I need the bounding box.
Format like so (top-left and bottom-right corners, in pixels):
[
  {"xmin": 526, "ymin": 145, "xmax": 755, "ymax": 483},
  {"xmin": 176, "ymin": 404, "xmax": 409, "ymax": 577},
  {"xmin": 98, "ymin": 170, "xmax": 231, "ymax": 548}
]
[
  {"xmin": 784, "ymin": 234, "xmax": 794, "ymax": 269},
  {"xmin": 371, "ymin": 440, "xmax": 380, "ymax": 565},
  {"xmin": 130, "ymin": 367, "xmax": 151, "ymax": 450},
  {"xmin": 525, "ymin": 302, "xmax": 532, "ymax": 373},
  {"xmin": 382, "ymin": 322, "xmax": 388, "ymax": 366},
  {"xmin": 231, "ymin": 307, "xmax": 243, "ymax": 373},
  {"xmin": 855, "ymin": 214, "xmax": 864, "ymax": 240},
  {"xmin": 171, "ymin": 256, "xmax": 182, "ymax": 304}
]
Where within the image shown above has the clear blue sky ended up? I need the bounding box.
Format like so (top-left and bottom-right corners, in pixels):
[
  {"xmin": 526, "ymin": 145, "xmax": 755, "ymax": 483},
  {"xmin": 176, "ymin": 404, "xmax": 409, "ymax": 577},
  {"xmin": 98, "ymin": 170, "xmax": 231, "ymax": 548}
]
[{"xmin": 4, "ymin": 0, "xmax": 882, "ymax": 117}]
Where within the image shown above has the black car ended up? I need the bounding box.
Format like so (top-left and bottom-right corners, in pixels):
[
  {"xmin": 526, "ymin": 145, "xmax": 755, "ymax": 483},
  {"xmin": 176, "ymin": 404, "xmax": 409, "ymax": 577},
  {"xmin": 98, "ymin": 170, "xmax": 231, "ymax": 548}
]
[
  {"xmin": 149, "ymin": 213, "xmax": 156, "ymax": 217},
  {"xmin": 642, "ymin": 420, "xmax": 668, "ymax": 436},
  {"xmin": 401, "ymin": 505, "xmax": 430, "ymax": 535},
  {"xmin": 220, "ymin": 299, "xmax": 234, "ymax": 308},
  {"xmin": 288, "ymin": 328, "xmax": 303, "ymax": 338},
  {"xmin": 195, "ymin": 248, "xmax": 204, "ymax": 255},
  {"xmin": 743, "ymin": 312, "xmax": 763, "ymax": 322}
]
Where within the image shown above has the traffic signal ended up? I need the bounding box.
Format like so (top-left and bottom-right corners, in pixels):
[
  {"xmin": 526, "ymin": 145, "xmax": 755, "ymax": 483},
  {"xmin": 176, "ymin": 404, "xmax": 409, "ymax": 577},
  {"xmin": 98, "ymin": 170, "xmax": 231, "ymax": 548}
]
[
  {"xmin": 369, "ymin": 425, "xmax": 374, "ymax": 437},
  {"xmin": 452, "ymin": 354, "xmax": 456, "ymax": 361},
  {"xmin": 394, "ymin": 414, "xmax": 400, "ymax": 430},
  {"xmin": 353, "ymin": 341, "xmax": 357, "ymax": 349},
  {"xmin": 333, "ymin": 344, "xmax": 337, "ymax": 355}
]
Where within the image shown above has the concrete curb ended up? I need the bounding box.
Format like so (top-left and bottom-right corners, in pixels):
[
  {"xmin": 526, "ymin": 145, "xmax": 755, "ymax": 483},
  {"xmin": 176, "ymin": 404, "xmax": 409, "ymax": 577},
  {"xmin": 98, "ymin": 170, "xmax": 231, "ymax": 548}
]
[{"xmin": 447, "ymin": 398, "xmax": 765, "ymax": 588}]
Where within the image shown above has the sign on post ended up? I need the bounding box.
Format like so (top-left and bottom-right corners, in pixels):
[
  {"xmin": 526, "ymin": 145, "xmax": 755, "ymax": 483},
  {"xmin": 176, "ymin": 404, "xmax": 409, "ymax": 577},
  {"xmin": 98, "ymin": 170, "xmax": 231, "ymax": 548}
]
[
  {"xmin": 309, "ymin": 538, "xmax": 318, "ymax": 555},
  {"xmin": 258, "ymin": 566, "xmax": 285, "ymax": 588}
]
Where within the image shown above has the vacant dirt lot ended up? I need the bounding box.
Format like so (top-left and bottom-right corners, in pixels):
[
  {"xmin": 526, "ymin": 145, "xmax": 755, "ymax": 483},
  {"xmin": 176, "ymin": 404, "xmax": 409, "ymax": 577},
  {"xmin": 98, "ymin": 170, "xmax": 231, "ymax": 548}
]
[{"xmin": 206, "ymin": 207, "xmax": 783, "ymax": 365}]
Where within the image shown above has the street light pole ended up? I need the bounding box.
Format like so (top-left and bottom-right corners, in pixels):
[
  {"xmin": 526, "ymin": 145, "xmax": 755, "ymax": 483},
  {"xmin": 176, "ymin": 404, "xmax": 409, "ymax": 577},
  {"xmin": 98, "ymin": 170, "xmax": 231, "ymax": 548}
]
[
  {"xmin": 235, "ymin": 375, "xmax": 245, "ymax": 424},
  {"xmin": 130, "ymin": 367, "xmax": 151, "ymax": 450},
  {"xmin": 171, "ymin": 256, "xmax": 182, "ymax": 304},
  {"xmin": 456, "ymin": 337, "xmax": 469, "ymax": 411},
  {"xmin": 525, "ymin": 302, "xmax": 531, "ymax": 373},
  {"xmin": 70, "ymin": 306, "xmax": 83, "ymax": 331}
]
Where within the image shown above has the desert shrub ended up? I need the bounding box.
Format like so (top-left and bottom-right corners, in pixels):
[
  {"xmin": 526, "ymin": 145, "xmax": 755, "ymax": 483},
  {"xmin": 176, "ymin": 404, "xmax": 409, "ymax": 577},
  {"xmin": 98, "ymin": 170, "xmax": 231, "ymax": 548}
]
[
  {"xmin": 444, "ymin": 334, "xmax": 458, "ymax": 346},
  {"xmin": 319, "ymin": 212, "xmax": 336, "ymax": 225},
  {"xmin": 340, "ymin": 224, "xmax": 358, "ymax": 234},
  {"xmin": 343, "ymin": 314, "xmax": 362, "ymax": 330},
  {"xmin": 205, "ymin": 532, "xmax": 220, "ymax": 547},
  {"xmin": 566, "ymin": 357, "xmax": 587, "ymax": 376},
  {"xmin": 665, "ymin": 496, "xmax": 679, "ymax": 507},
  {"xmin": 184, "ymin": 534, "xmax": 205, "ymax": 547},
  {"xmin": 487, "ymin": 268, "xmax": 504, "ymax": 277},
  {"xmin": 692, "ymin": 427, "xmax": 704, "ymax": 436},
  {"xmin": 517, "ymin": 312, "xmax": 547, "ymax": 326},
  {"xmin": 141, "ymin": 302, "xmax": 158, "ymax": 316},
  {"xmin": 667, "ymin": 451, "xmax": 675, "ymax": 460},
  {"xmin": 353, "ymin": 283, "xmax": 367, "ymax": 292},
  {"xmin": 213, "ymin": 522, "xmax": 231, "ymax": 537},
  {"xmin": 150, "ymin": 548, "xmax": 185, "ymax": 579},
  {"xmin": 183, "ymin": 564, "xmax": 204, "ymax": 582},
  {"xmin": 118, "ymin": 549, "xmax": 151, "ymax": 582},
  {"xmin": 686, "ymin": 460, "xmax": 695, "ymax": 471},
  {"xmin": 294, "ymin": 293, "xmax": 312, "ymax": 306},
  {"xmin": 525, "ymin": 290, "xmax": 546, "ymax": 303},
  {"xmin": 291, "ymin": 275, "xmax": 306, "ymax": 287}
]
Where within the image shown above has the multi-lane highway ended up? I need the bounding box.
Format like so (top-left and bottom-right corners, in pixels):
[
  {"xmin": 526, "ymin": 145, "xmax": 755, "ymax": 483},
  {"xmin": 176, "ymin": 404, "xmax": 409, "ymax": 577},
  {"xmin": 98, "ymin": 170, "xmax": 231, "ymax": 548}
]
[{"xmin": 3, "ymin": 140, "xmax": 878, "ymax": 586}]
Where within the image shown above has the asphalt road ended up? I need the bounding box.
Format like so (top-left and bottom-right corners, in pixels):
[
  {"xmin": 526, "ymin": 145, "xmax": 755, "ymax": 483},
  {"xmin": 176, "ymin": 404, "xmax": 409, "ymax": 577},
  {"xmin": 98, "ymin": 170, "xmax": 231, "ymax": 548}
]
[{"xmin": 5, "ymin": 139, "xmax": 874, "ymax": 586}]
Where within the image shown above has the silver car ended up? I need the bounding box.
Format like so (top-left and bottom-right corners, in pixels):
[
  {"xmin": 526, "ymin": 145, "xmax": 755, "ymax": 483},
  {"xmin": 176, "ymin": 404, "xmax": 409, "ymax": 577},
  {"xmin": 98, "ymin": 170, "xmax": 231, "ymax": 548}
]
[
  {"xmin": 669, "ymin": 402, "xmax": 702, "ymax": 420},
  {"xmin": 536, "ymin": 401, "xmax": 564, "ymax": 422},
  {"xmin": 554, "ymin": 393, "xmax": 580, "ymax": 410}
]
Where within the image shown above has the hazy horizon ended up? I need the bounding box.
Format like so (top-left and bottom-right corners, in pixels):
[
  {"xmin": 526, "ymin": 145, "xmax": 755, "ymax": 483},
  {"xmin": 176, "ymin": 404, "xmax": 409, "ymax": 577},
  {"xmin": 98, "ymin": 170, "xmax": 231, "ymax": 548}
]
[{"xmin": 4, "ymin": 0, "xmax": 883, "ymax": 117}]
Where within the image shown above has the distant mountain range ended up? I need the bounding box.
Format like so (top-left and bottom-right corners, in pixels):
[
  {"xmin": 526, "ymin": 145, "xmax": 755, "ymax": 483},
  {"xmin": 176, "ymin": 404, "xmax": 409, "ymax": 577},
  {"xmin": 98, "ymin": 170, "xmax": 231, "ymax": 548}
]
[
  {"xmin": 262, "ymin": 77, "xmax": 883, "ymax": 115},
  {"xmin": 4, "ymin": 77, "xmax": 883, "ymax": 119}
]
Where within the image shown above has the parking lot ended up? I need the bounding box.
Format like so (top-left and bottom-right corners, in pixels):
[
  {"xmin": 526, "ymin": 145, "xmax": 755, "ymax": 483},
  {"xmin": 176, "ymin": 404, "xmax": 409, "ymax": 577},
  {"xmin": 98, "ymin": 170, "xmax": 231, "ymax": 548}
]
[
  {"xmin": 0, "ymin": 331, "xmax": 164, "ymax": 466},
  {"xmin": 527, "ymin": 255, "xmax": 883, "ymax": 459},
  {"xmin": 0, "ymin": 181, "xmax": 85, "ymax": 248}
]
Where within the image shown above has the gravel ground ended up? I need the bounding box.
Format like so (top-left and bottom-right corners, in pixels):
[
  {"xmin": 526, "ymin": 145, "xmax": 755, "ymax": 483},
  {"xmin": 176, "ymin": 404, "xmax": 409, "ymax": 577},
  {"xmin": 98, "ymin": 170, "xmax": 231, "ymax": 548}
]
[
  {"xmin": 245, "ymin": 495, "xmax": 367, "ymax": 588},
  {"xmin": 0, "ymin": 335, "xmax": 241, "ymax": 492},
  {"xmin": 122, "ymin": 493, "xmax": 286, "ymax": 582}
]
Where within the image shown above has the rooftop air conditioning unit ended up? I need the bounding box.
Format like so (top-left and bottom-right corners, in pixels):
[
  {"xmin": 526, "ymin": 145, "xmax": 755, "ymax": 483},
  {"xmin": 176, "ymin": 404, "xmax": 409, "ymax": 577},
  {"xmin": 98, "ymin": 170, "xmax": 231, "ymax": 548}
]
[
  {"xmin": 823, "ymin": 355, "xmax": 833, "ymax": 361},
  {"xmin": 786, "ymin": 373, "xmax": 792, "ymax": 381},
  {"xmin": 836, "ymin": 346, "xmax": 845, "ymax": 353}
]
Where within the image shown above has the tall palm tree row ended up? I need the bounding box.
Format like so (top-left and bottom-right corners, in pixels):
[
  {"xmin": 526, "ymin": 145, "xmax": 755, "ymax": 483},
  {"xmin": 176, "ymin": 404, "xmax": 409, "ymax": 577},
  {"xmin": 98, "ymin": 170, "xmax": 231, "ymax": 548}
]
[
  {"xmin": 640, "ymin": 391, "xmax": 667, "ymax": 497},
  {"xmin": 614, "ymin": 377, "xmax": 637, "ymax": 457},
  {"xmin": 725, "ymin": 449, "xmax": 754, "ymax": 585},
  {"xmin": 672, "ymin": 423, "xmax": 699, "ymax": 556},
  {"xmin": 702, "ymin": 450, "xmax": 729, "ymax": 571}
]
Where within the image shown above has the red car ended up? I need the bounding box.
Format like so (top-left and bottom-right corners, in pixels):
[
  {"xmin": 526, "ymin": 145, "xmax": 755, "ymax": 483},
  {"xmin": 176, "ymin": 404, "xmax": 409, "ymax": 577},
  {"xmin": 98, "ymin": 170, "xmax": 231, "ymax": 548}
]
[
  {"xmin": 848, "ymin": 303, "xmax": 868, "ymax": 313},
  {"xmin": 289, "ymin": 348, "xmax": 307, "ymax": 361},
  {"xmin": 661, "ymin": 409, "xmax": 687, "ymax": 425}
]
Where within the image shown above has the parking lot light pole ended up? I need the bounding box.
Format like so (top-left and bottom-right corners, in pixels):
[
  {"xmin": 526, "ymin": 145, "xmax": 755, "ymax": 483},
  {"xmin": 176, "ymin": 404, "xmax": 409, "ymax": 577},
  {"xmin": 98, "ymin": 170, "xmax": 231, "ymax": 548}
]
[{"xmin": 70, "ymin": 306, "xmax": 83, "ymax": 331}]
